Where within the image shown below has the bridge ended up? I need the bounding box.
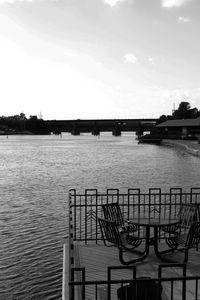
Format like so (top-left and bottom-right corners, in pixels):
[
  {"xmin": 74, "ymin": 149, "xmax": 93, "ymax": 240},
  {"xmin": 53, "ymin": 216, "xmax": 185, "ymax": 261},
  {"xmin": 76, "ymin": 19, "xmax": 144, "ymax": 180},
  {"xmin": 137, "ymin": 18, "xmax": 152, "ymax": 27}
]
[{"xmin": 45, "ymin": 118, "xmax": 157, "ymax": 136}]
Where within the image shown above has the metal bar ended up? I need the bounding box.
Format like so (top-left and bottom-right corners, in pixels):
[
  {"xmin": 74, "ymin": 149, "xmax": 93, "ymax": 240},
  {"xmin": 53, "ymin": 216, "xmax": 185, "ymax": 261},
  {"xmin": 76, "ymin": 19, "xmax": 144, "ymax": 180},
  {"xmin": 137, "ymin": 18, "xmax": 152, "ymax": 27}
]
[
  {"xmin": 107, "ymin": 265, "xmax": 137, "ymax": 300},
  {"xmin": 68, "ymin": 190, "xmax": 75, "ymax": 300},
  {"xmin": 80, "ymin": 195, "xmax": 82, "ymax": 241},
  {"xmin": 171, "ymin": 280, "xmax": 173, "ymax": 300},
  {"xmin": 72, "ymin": 189, "xmax": 76, "ymax": 242},
  {"xmin": 82, "ymin": 268, "xmax": 85, "ymax": 300},
  {"xmin": 195, "ymin": 278, "xmax": 198, "ymax": 300},
  {"xmin": 69, "ymin": 276, "xmax": 200, "ymax": 285},
  {"xmin": 71, "ymin": 268, "xmax": 85, "ymax": 300},
  {"xmin": 95, "ymin": 283, "xmax": 97, "ymax": 300},
  {"xmin": 182, "ymin": 263, "xmax": 186, "ymax": 300},
  {"xmin": 71, "ymin": 269, "xmax": 75, "ymax": 300},
  {"xmin": 95, "ymin": 191, "xmax": 98, "ymax": 244},
  {"xmin": 128, "ymin": 189, "xmax": 140, "ymax": 218},
  {"xmin": 71, "ymin": 189, "xmax": 200, "ymax": 243},
  {"xmin": 85, "ymin": 191, "xmax": 87, "ymax": 245}
]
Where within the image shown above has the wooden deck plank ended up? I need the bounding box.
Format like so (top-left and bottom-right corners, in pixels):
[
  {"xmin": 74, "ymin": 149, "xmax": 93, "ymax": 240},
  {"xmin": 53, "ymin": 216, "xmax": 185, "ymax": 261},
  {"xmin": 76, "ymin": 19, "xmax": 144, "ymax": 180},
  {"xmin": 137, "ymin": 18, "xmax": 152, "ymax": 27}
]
[{"xmin": 73, "ymin": 241, "xmax": 200, "ymax": 300}]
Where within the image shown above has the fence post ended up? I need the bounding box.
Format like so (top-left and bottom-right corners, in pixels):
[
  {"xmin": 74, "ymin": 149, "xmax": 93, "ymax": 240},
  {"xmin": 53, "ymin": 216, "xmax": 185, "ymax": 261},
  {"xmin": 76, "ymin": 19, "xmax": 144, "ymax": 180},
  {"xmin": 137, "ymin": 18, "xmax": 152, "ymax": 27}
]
[
  {"xmin": 68, "ymin": 190, "xmax": 74, "ymax": 300},
  {"xmin": 107, "ymin": 265, "xmax": 136, "ymax": 300}
]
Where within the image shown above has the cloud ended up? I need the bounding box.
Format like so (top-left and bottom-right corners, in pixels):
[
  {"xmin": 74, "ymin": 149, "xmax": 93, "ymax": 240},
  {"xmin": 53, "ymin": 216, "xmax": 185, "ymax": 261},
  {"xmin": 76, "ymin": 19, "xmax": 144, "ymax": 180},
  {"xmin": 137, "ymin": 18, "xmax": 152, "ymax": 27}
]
[
  {"xmin": 148, "ymin": 57, "xmax": 155, "ymax": 65},
  {"xmin": 104, "ymin": 0, "xmax": 133, "ymax": 7},
  {"xmin": 162, "ymin": 0, "xmax": 192, "ymax": 8},
  {"xmin": 0, "ymin": 0, "xmax": 32, "ymax": 3},
  {"xmin": 124, "ymin": 53, "xmax": 137, "ymax": 64},
  {"xmin": 64, "ymin": 51, "xmax": 78, "ymax": 57},
  {"xmin": 178, "ymin": 16, "xmax": 191, "ymax": 23}
]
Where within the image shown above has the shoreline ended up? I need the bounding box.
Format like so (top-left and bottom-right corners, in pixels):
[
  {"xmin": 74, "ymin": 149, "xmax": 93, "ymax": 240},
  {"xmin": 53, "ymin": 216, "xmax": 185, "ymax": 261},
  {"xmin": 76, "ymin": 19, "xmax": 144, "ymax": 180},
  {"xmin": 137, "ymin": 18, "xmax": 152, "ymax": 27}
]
[{"xmin": 162, "ymin": 139, "xmax": 200, "ymax": 157}]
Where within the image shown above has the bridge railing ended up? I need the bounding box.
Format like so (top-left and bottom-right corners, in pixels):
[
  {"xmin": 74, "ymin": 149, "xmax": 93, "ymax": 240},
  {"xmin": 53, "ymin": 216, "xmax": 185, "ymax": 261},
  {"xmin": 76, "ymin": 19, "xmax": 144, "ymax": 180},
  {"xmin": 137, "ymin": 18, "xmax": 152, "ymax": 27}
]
[{"xmin": 46, "ymin": 118, "xmax": 157, "ymax": 134}]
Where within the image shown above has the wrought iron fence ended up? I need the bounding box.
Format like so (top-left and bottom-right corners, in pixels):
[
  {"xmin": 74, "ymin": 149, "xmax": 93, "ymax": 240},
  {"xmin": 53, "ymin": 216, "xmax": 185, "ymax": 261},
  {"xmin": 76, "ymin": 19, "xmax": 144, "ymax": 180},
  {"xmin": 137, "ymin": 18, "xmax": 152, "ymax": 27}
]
[
  {"xmin": 69, "ymin": 264, "xmax": 200, "ymax": 300},
  {"xmin": 67, "ymin": 188, "xmax": 200, "ymax": 300},
  {"xmin": 69, "ymin": 188, "xmax": 200, "ymax": 243}
]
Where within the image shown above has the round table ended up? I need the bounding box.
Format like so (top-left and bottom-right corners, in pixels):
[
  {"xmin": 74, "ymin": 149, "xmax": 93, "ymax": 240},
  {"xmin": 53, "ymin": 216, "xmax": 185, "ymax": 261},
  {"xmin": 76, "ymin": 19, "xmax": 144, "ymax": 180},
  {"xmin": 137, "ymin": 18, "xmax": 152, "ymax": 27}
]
[{"xmin": 127, "ymin": 217, "xmax": 180, "ymax": 262}]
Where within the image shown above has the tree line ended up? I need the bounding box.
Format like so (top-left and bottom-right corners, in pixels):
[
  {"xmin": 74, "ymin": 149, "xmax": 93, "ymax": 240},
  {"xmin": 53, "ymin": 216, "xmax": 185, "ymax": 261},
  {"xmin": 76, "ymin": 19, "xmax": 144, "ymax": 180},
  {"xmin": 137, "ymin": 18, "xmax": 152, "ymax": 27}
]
[
  {"xmin": 156, "ymin": 101, "xmax": 200, "ymax": 125},
  {"xmin": 0, "ymin": 113, "xmax": 51, "ymax": 134},
  {"xmin": 1, "ymin": 102, "xmax": 200, "ymax": 133}
]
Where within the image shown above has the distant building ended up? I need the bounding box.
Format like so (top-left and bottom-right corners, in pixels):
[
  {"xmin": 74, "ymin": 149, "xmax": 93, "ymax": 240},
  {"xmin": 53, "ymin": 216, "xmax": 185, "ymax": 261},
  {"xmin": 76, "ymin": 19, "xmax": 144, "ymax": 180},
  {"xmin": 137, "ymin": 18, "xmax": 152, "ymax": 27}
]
[{"xmin": 156, "ymin": 116, "xmax": 200, "ymax": 138}]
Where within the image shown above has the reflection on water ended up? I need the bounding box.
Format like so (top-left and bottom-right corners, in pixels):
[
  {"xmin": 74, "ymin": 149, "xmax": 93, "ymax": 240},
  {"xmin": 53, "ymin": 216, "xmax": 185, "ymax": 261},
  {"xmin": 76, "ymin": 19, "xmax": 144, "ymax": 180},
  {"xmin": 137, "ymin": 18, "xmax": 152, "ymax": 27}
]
[{"xmin": 0, "ymin": 133, "xmax": 200, "ymax": 299}]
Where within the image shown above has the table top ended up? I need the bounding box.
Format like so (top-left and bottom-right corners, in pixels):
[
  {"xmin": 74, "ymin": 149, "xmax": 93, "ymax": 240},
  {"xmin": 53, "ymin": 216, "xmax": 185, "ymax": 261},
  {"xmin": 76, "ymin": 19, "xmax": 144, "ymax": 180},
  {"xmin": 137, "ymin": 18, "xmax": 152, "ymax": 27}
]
[{"xmin": 127, "ymin": 217, "xmax": 180, "ymax": 228}]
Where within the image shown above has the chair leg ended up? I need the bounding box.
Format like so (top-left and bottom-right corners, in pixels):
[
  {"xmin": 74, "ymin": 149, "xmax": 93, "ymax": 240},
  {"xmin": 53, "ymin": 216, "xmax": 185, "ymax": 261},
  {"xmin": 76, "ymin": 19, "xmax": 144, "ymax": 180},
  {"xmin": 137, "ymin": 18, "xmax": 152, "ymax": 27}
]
[
  {"xmin": 165, "ymin": 236, "xmax": 178, "ymax": 249},
  {"xmin": 119, "ymin": 247, "xmax": 149, "ymax": 265}
]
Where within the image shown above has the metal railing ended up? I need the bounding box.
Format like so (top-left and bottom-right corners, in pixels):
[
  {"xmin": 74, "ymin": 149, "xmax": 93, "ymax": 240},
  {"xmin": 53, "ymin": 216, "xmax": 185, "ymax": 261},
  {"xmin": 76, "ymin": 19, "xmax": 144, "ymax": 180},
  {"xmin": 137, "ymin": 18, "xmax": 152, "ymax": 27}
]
[
  {"xmin": 69, "ymin": 188, "xmax": 200, "ymax": 243},
  {"xmin": 69, "ymin": 264, "xmax": 200, "ymax": 300},
  {"xmin": 67, "ymin": 188, "xmax": 200, "ymax": 300}
]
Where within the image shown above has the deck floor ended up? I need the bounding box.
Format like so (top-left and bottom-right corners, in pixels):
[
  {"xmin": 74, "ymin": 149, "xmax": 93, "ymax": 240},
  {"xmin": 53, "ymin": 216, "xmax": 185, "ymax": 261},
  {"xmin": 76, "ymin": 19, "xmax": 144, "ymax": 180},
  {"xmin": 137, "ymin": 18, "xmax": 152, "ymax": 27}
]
[{"xmin": 72, "ymin": 241, "xmax": 200, "ymax": 300}]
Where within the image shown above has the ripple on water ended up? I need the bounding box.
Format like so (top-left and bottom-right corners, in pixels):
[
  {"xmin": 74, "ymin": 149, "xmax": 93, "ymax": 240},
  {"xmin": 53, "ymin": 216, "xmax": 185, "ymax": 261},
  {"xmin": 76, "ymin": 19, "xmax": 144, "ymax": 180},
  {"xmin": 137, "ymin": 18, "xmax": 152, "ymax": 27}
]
[{"xmin": 0, "ymin": 134, "xmax": 200, "ymax": 299}]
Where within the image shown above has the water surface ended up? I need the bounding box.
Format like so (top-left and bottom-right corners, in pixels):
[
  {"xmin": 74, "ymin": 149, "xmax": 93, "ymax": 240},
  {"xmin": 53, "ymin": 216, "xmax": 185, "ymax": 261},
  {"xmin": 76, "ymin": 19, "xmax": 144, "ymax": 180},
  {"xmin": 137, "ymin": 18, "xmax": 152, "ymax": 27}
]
[{"xmin": 0, "ymin": 133, "xmax": 200, "ymax": 299}]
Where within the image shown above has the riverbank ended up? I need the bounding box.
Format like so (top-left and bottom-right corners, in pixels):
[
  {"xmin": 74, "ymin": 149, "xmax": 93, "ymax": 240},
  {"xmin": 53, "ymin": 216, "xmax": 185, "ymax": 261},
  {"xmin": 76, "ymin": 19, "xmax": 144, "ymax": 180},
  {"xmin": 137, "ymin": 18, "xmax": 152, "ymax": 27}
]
[
  {"xmin": 162, "ymin": 139, "xmax": 200, "ymax": 157},
  {"xmin": 0, "ymin": 130, "xmax": 51, "ymax": 135}
]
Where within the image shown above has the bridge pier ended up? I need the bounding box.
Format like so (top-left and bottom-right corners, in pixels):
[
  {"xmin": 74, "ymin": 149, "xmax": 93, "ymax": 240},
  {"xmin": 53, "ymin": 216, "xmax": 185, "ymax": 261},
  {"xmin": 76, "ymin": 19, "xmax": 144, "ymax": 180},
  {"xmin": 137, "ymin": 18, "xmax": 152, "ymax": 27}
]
[
  {"xmin": 52, "ymin": 129, "xmax": 62, "ymax": 135},
  {"xmin": 112, "ymin": 129, "xmax": 121, "ymax": 136},
  {"xmin": 136, "ymin": 122, "xmax": 144, "ymax": 137},
  {"xmin": 112, "ymin": 122, "xmax": 121, "ymax": 136},
  {"xmin": 92, "ymin": 129, "xmax": 100, "ymax": 136},
  {"xmin": 71, "ymin": 128, "xmax": 80, "ymax": 135},
  {"xmin": 136, "ymin": 129, "xmax": 144, "ymax": 137},
  {"xmin": 91, "ymin": 122, "xmax": 100, "ymax": 136},
  {"xmin": 71, "ymin": 123, "xmax": 80, "ymax": 135},
  {"xmin": 71, "ymin": 130, "xmax": 80, "ymax": 135}
]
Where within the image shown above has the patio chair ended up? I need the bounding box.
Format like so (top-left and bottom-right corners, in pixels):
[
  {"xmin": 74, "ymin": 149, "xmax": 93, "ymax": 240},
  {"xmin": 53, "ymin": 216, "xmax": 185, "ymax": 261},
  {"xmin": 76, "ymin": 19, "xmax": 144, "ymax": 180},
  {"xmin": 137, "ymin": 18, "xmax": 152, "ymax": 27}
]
[
  {"xmin": 101, "ymin": 202, "xmax": 138, "ymax": 234},
  {"xmin": 98, "ymin": 218, "xmax": 142, "ymax": 265},
  {"xmin": 117, "ymin": 278, "xmax": 163, "ymax": 300},
  {"xmin": 162, "ymin": 203, "xmax": 200, "ymax": 249},
  {"xmin": 161, "ymin": 221, "xmax": 200, "ymax": 263}
]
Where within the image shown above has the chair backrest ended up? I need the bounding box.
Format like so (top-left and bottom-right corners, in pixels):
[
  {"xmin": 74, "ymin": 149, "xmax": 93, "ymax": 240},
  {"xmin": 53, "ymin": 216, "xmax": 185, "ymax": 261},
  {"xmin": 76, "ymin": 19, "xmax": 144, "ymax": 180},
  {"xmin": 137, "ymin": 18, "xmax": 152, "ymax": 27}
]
[
  {"xmin": 178, "ymin": 204, "xmax": 200, "ymax": 229},
  {"xmin": 117, "ymin": 279, "xmax": 163, "ymax": 300},
  {"xmin": 98, "ymin": 218, "xmax": 122, "ymax": 247},
  {"xmin": 102, "ymin": 203, "xmax": 124, "ymax": 227},
  {"xmin": 186, "ymin": 221, "xmax": 200, "ymax": 248}
]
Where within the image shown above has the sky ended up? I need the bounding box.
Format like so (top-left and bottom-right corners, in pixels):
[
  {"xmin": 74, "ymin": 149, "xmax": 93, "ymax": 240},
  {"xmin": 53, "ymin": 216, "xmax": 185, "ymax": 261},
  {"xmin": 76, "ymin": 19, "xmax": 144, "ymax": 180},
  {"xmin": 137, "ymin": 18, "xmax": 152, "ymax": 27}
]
[{"xmin": 0, "ymin": 0, "xmax": 200, "ymax": 120}]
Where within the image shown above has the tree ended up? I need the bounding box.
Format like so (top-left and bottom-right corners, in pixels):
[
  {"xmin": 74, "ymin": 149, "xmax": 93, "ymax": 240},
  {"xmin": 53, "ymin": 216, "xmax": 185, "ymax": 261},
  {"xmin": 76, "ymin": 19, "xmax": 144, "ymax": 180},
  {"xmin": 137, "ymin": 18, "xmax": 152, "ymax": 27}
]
[
  {"xmin": 156, "ymin": 101, "xmax": 200, "ymax": 125},
  {"xmin": 172, "ymin": 101, "xmax": 199, "ymax": 119},
  {"xmin": 26, "ymin": 115, "xmax": 50, "ymax": 133},
  {"xmin": 19, "ymin": 112, "xmax": 27, "ymax": 120},
  {"xmin": 156, "ymin": 114, "xmax": 173, "ymax": 125}
]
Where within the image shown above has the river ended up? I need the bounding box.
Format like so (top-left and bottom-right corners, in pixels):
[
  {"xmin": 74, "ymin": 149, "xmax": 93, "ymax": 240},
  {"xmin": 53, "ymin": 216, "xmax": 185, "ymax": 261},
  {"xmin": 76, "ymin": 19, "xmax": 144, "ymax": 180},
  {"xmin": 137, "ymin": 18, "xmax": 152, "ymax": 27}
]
[{"xmin": 0, "ymin": 133, "xmax": 200, "ymax": 299}]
